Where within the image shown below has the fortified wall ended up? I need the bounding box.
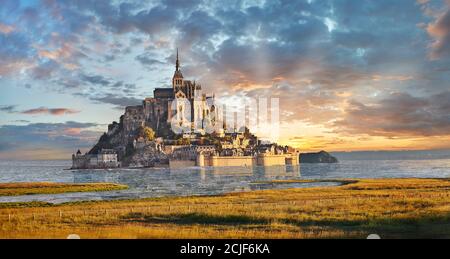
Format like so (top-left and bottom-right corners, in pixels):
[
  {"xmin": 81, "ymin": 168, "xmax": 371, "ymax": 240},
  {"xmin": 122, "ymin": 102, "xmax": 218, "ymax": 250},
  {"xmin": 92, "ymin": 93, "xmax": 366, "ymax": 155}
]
[
  {"xmin": 72, "ymin": 149, "xmax": 119, "ymax": 169},
  {"xmin": 193, "ymin": 153, "xmax": 299, "ymax": 168}
]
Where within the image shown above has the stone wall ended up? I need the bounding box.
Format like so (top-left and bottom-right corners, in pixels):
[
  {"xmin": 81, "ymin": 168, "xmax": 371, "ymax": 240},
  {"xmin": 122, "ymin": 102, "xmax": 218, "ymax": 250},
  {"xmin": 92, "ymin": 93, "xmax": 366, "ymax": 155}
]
[
  {"xmin": 196, "ymin": 153, "xmax": 299, "ymax": 167},
  {"xmin": 143, "ymin": 97, "xmax": 171, "ymax": 133},
  {"xmin": 72, "ymin": 155, "xmax": 88, "ymax": 169},
  {"xmin": 71, "ymin": 154, "xmax": 98, "ymax": 169},
  {"xmin": 256, "ymin": 154, "xmax": 299, "ymax": 166},
  {"xmin": 123, "ymin": 105, "xmax": 145, "ymax": 140},
  {"xmin": 72, "ymin": 152, "xmax": 120, "ymax": 169},
  {"xmin": 208, "ymin": 156, "xmax": 254, "ymax": 167}
]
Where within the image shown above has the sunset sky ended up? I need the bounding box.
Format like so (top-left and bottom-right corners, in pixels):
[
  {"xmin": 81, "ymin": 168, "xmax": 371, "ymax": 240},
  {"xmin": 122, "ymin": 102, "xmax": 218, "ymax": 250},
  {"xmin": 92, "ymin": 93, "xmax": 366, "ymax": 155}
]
[{"xmin": 1, "ymin": 0, "xmax": 450, "ymax": 160}]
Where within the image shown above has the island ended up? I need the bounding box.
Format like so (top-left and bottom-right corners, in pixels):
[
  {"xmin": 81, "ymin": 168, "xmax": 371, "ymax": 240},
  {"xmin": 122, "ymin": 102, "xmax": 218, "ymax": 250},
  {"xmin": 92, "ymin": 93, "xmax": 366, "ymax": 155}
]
[
  {"xmin": 299, "ymin": 151, "xmax": 338, "ymax": 163},
  {"xmin": 71, "ymin": 50, "xmax": 299, "ymax": 169}
]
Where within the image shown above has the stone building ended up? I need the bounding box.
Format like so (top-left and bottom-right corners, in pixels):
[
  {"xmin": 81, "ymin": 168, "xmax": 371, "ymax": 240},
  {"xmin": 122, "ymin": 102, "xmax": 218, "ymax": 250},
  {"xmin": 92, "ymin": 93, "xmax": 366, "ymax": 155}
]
[
  {"xmin": 97, "ymin": 149, "xmax": 119, "ymax": 168},
  {"xmin": 220, "ymin": 134, "xmax": 250, "ymax": 149},
  {"xmin": 71, "ymin": 149, "xmax": 119, "ymax": 169},
  {"xmin": 119, "ymin": 49, "xmax": 219, "ymax": 144}
]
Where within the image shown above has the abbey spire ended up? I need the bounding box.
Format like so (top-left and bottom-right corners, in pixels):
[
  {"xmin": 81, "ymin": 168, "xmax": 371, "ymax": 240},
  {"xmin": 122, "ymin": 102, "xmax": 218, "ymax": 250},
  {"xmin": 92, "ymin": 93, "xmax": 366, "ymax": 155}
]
[
  {"xmin": 173, "ymin": 48, "xmax": 184, "ymax": 91},
  {"xmin": 176, "ymin": 48, "xmax": 180, "ymax": 71}
]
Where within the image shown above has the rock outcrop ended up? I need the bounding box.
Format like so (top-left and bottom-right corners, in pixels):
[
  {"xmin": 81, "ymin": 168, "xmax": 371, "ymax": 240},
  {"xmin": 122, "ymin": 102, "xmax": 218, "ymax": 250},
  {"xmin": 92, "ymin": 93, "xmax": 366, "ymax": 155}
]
[
  {"xmin": 299, "ymin": 151, "xmax": 338, "ymax": 163},
  {"xmin": 122, "ymin": 144, "xmax": 168, "ymax": 168},
  {"xmin": 88, "ymin": 120, "xmax": 129, "ymax": 160},
  {"xmin": 86, "ymin": 117, "xmax": 169, "ymax": 167}
]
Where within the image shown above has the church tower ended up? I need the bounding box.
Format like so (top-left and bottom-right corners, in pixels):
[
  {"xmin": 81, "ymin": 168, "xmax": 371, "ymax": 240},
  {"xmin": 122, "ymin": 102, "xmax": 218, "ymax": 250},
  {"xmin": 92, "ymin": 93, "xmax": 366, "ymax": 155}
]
[{"xmin": 172, "ymin": 48, "xmax": 184, "ymax": 92}]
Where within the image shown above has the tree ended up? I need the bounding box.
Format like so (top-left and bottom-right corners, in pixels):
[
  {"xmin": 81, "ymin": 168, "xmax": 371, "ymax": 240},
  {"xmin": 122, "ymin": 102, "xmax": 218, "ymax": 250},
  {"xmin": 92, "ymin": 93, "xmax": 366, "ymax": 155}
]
[{"xmin": 140, "ymin": 126, "xmax": 156, "ymax": 141}]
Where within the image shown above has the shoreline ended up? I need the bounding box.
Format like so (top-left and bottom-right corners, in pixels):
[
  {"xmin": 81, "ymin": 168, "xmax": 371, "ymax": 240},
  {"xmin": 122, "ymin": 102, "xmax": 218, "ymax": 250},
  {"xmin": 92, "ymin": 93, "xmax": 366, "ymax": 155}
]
[
  {"xmin": 0, "ymin": 177, "xmax": 447, "ymax": 205},
  {"xmin": 0, "ymin": 178, "xmax": 344, "ymax": 205}
]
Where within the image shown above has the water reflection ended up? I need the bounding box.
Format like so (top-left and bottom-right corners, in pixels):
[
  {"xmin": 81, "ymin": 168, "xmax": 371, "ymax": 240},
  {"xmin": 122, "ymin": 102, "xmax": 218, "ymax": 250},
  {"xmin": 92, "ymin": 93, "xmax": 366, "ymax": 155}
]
[
  {"xmin": 1, "ymin": 158, "xmax": 450, "ymax": 204},
  {"xmin": 70, "ymin": 165, "xmax": 301, "ymax": 191},
  {"xmin": 0, "ymin": 166, "xmax": 307, "ymax": 203},
  {"xmin": 1, "ymin": 166, "xmax": 304, "ymax": 203}
]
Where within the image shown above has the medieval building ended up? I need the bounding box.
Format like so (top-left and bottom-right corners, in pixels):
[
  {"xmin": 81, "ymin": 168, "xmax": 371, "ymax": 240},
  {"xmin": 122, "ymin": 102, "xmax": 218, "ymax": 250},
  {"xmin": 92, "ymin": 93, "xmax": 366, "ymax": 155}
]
[
  {"xmin": 122, "ymin": 49, "xmax": 219, "ymax": 141},
  {"xmin": 72, "ymin": 149, "xmax": 118, "ymax": 169}
]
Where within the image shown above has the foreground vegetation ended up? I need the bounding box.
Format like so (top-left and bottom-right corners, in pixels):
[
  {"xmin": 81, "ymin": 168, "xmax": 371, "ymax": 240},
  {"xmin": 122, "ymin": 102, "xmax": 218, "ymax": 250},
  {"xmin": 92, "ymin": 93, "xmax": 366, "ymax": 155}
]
[
  {"xmin": 0, "ymin": 178, "xmax": 449, "ymax": 239},
  {"xmin": 0, "ymin": 182, "xmax": 128, "ymax": 196}
]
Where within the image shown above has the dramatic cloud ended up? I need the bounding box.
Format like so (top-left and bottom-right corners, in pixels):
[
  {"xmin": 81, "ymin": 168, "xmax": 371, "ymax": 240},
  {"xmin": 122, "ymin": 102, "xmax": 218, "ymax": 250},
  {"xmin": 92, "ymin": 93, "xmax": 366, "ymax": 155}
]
[
  {"xmin": 335, "ymin": 91, "xmax": 450, "ymax": 137},
  {"xmin": 2, "ymin": 0, "xmax": 450, "ymax": 155}
]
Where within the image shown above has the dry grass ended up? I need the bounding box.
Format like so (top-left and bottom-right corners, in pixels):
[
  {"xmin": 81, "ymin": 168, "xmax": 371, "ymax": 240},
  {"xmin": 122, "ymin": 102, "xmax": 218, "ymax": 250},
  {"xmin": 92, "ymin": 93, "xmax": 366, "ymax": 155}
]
[
  {"xmin": 0, "ymin": 178, "xmax": 449, "ymax": 239},
  {"xmin": 0, "ymin": 182, "xmax": 128, "ymax": 196}
]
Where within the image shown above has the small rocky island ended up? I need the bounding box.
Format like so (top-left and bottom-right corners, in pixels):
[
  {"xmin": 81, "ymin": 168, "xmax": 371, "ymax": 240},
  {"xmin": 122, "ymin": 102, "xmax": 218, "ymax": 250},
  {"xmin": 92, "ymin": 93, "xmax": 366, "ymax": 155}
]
[
  {"xmin": 299, "ymin": 151, "xmax": 339, "ymax": 163},
  {"xmin": 71, "ymin": 51, "xmax": 299, "ymax": 169}
]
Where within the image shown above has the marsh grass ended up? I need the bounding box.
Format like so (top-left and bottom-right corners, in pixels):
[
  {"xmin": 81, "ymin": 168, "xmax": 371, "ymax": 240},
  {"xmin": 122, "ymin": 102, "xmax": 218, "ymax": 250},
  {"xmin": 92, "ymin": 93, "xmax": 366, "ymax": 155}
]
[
  {"xmin": 0, "ymin": 178, "xmax": 449, "ymax": 239},
  {"xmin": 0, "ymin": 182, "xmax": 128, "ymax": 196}
]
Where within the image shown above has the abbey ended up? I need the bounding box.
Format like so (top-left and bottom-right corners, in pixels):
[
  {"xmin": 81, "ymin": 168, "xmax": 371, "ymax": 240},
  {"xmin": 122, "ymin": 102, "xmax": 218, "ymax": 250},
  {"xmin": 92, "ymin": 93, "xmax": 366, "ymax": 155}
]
[{"xmin": 123, "ymin": 49, "xmax": 219, "ymax": 141}]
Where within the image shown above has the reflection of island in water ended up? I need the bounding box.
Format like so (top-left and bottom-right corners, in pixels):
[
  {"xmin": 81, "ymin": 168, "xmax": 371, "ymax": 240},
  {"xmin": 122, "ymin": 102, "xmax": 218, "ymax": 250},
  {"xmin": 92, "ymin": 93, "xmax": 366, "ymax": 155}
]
[
  {"xmin": 3, "ymin": 158, "xmax": 449, "ymax": 204},
  {"xmin": 70, "ymin": 165, "xmax": 302, "ymax": 197}
]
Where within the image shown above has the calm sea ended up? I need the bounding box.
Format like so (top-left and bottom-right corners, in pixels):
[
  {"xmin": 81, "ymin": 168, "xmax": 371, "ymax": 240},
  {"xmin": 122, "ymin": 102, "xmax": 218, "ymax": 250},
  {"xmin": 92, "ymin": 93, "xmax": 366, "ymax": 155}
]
[{"xmin": 0, "ymin": 159, "xmax": 449, "ymax": 203}]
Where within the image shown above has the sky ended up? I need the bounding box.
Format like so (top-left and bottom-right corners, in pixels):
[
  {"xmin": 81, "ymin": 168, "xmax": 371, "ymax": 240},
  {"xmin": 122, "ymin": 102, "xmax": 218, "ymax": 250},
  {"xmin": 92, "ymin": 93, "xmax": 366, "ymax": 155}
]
[{"xmin": 1, "ymin": 0, "xmax": 450, "ymax": 160}]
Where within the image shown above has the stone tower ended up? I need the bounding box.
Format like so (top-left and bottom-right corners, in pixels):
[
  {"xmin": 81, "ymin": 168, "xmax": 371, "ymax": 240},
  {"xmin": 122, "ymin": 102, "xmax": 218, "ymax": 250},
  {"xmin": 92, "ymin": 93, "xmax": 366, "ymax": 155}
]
[{"xmin": 172, "ymin": 48, "xmax": 184, "ymax": 93}]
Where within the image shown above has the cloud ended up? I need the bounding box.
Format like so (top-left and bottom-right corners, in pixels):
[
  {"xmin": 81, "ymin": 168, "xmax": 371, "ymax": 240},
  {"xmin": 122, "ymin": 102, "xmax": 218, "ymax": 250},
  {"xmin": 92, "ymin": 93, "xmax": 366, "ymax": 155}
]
[
  {"xmin": 334, "ymin": 91, "xmax": 450, "ymax": 137},
  {"xmin": 80, "ymin": 73, "xmax": 111, "ymax": 86},
  {"xmin": 0, "ymin": 105, "xmax": 17, "ymax": 113},
  {"xmin": 0, "ymin": 23, "xmax": 14, "ymax": 34},
  {"xmin": 426, "ymin": 1, "xmax": 450, "ymax": 59},
  {"xmin": 135, "ymin": 52, "xmax": 166, "ymax": 68},
  {"xmin": 177, "ymin": 10, "xmax": 222, "ymax": 48},
  {"xmin": 21, "ymin": 107, "xmax": 80, "ymax": 116},
  {"xmin": 30, "ymin": 60, "xmax": 59, "ymax": 79},
  {"xmin": 2, "ymin": 0, "xmax": 450, "ymax": 153},
  {"xmin": 36, "ymin": 41, "xmax": 86, "ymax": 70},
  {"xmin": 0, "ymin": 105, "xmax": 80, "ymax": 116},
  {"xmin": 0, "ymin": 121, "xmax": 102, "ymax": 157},
  {"xmin": 0, "ymin": 32, "xmax": 34, "ymax": 76},
  {"xmin": 91, "ymin": 94, "xmax": 141, "ymax": 108}
]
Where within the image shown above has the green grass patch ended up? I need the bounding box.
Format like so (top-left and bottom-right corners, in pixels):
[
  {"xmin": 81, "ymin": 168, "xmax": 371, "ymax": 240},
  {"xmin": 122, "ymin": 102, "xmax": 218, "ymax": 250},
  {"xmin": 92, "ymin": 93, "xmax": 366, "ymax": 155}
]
[{"xmin": 0, "ymin": 182, "xmax": 128, "ymax": 196}]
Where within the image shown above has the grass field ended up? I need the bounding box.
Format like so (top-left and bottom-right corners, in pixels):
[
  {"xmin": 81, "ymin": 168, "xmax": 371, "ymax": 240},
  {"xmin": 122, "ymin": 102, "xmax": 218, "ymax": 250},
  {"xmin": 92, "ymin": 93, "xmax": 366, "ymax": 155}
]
[
  {"xmin": 0, "ymin": 182, "xmax": 128, "ymax": 196},
  {"xmin": 0, "ymin": 178, "xmax": 449, "ymax": 239}
]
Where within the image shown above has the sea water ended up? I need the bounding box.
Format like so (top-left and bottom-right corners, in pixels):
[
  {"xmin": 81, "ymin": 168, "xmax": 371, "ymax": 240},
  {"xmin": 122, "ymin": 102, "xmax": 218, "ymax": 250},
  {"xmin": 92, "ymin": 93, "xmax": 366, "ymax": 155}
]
[{"xmin": 0, "ymin": 159, "xmax": 449, "ymax": 203}]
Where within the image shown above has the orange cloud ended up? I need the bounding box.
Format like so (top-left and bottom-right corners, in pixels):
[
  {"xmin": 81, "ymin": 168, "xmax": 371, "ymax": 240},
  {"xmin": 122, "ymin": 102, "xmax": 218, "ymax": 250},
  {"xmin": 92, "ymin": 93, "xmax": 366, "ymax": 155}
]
[
  {"xmin": 21, "ymin": 107, "xmax": 80, "ymax": 115},
  {"xmin": 38, "ymin": 43, "xmax": 74, "ymax": 60},
  {"xmin": 0, "ymin": 23, "xmax": 14, "ymax": 34},
  {"xmin": 371, "ymin": 74, "xmax": 414, "ymax": 81},
  {"xmin": 63, "ymin": 128, "xmax": 82, "ymax": 135},
  {"xmin": 36, "ymin": 42, "xmax": 82, "ymax": 70},
  {"xmin": 425, "ymin": 2, "xmax": 450, "ymax": 59}
]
